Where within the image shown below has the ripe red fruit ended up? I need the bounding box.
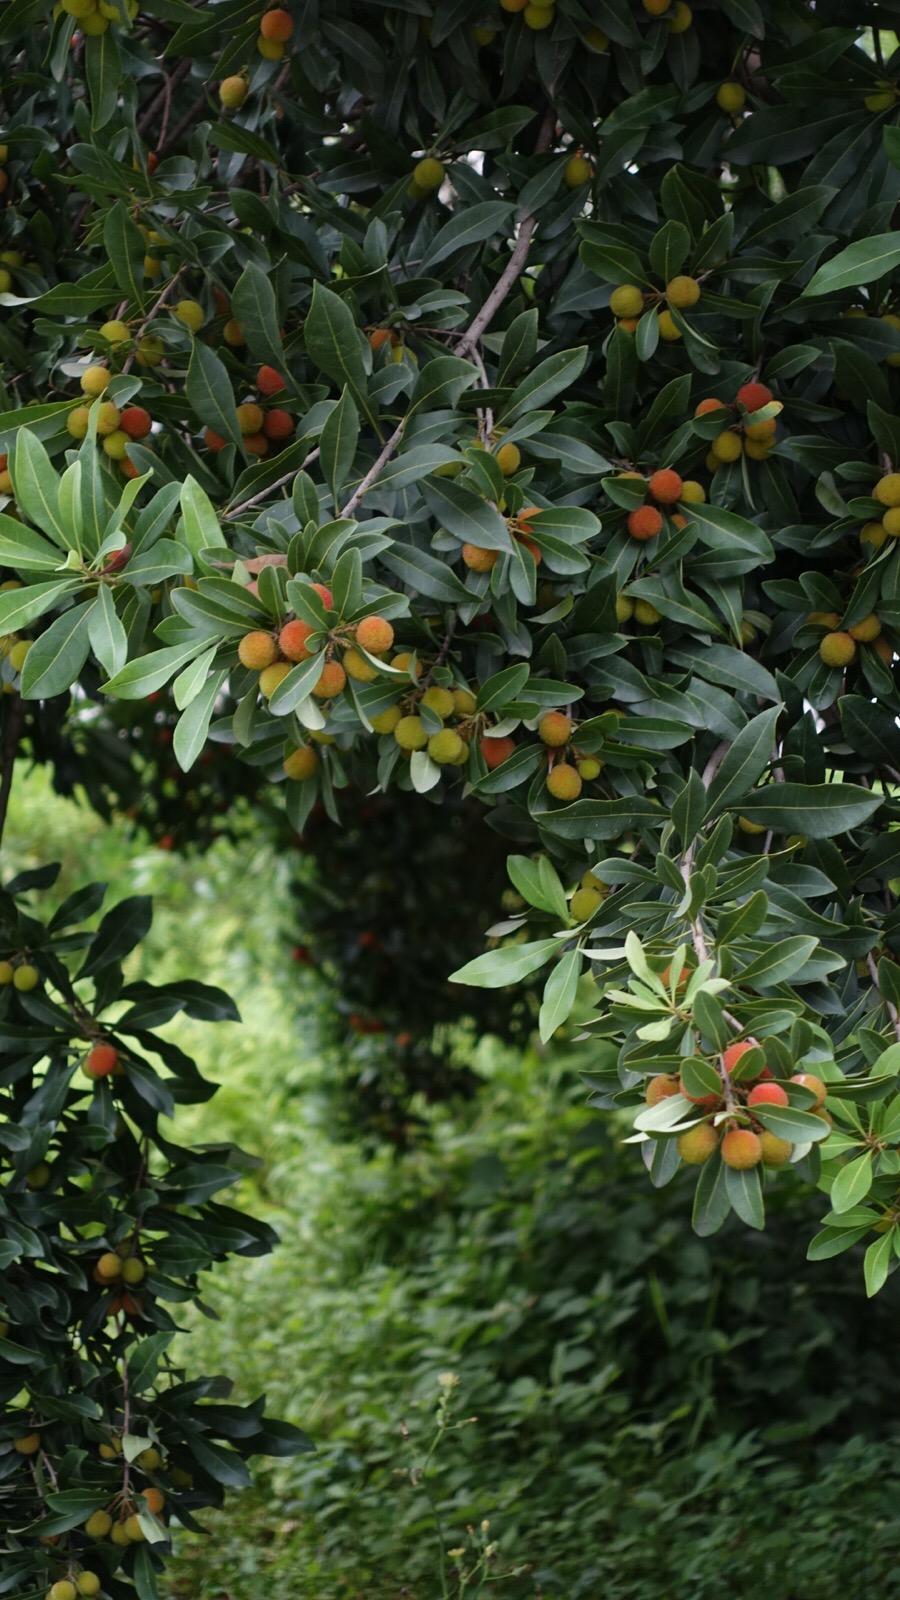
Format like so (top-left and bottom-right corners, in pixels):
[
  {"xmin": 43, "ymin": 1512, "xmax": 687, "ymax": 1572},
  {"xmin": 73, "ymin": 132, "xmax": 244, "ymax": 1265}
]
[
  {"xmin": 279, "ymin": 619, "xmax": 314, "ymax": 661},
  {"xmin": 790, "ymin": 1072, "xmax": 827, "ymax": 1107},
  {"xmin": 747, "ymin": 1082, "xmax": 789, "ymax": 1107},
  {"xmin": 736, "ymin": 381, "xmax": 773, "ymax": 413},
  {"xmin": 368, "ymin": 328, "xmax": 397, "ymax": 351},
  {"xmin": 263, "ymin": 408, "xmax": 293, "ymax": 440},
  {"xmin": 722, "ymin": 1040, "xmax": 755, "ymax": 1073},
  {"xmin": 647, "ymin": 468, "xmax": 683, "ymax": 504},
  {"xmin": 257, "ymin": 364, "xmax": 286, "ymax": 395},
  {"xmin": 480, "ymin": 735, "xmax": 516, "ymax": 768},
  {"xmin": 260, "ymin": 7, "xmax": 293, "ymax": 40},
  {"xmin": 204, "ymin": 427, "xmax": 226, "ymax": 452},
  {"xmin": 85, "ymin": 1043, "xmax": 119, "ymax": 1078},
  {"xmin": 243, "ymin": 431, "xmax": 269, "ymax": 457},
  {"xmin": 684, "ymin": 1088, "xmax": 722, "ymax": 1109},
  {"xmin": 627, "ymin": 505, "xmax": 663, "ymax": 541},
  {"xmin": 311, "ymin": 582, "xmax": 334, "ymax": 609},
  {"xmin": 645, "ymin": 1073, "xmax": 680, "ymax": 1106},
  {"xmin": 119, "ymin": 406, "xmax": 152, "ymax": 440}
]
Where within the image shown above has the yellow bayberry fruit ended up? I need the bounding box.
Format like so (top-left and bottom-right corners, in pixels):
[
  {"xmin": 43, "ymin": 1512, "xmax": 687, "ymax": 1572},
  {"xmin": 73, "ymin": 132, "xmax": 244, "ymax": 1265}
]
[
  {"xmin": 136, "ymin": 336, "xmax": 164, "ymax": 368},
  {"xmin": 48, "ymin": 1582, "xmax": 77, "ymax": 1600},
  {"xmin": 66, "ymin": 406, "xmax": 92, "ymax": 439},
  {"xmin": 495, "ymin": 441, "xmax": 521, "ymax": 475},
  {"xmin": 666, "ymin": 275, "xmax": 701, "ymax": 309},
  {"xmin": 743, "ymin": 437, "xmax": 773, "ymax": 462},
  {"xmin": 100, "ymin": 319, "xmax": 130, "ymax": 345},
  {"xmin": 716, "ymin": 81, "xmax": 745, "ymax": 112},
  {"xmin": 819, "ymin": 631, "xmax": 857, "ymax": 667},
  {"xmin": 563, "ymin": 155, "xmax": 594, "ymax": 188},
  {"xmin": 84, "ymin": 1510, "xmax": 113, "ymax": 1538},
  {"xmin": 13, "ymin": 964, "xmax": 39, "ymax": 991},
  {"xmin": 641, "ymin": 0, "xmax": 670, "ymax": 12},
  {"xmin": 284, "ymin": 746, "xmax": 319, "ymax": 781},
  {"xmin": 881, "ymin": 507, "xmax": 900, "ymax": 536},
  {"xmin": 76, "ymin": 1576, "xmax": 102, "ymax": 1598},
  {"xmin": 238, "ymin": 631, "xmax": 278, "ymax": 671},
  {"xmin": 848, "ymin": 613, "xmax": 881, "ymax": 642},
  {"xmin": 634, "ymin": 599, "xmax": 661, "ymax": 625},
  {"xmin": 421, "ymin": 685, "xmax": 455, "ymax": 719},
  {"xmin": 80, "ymin": 365, "xmax": 110, "ymax": 397},
  {"xmin": 667, "ymin": 1, "xmax": 692, "ymax": 29},
  {"xmin": 427, "ymin": 729, "xmax": 467, "ymax": 765},
  {"xmin": 236, "ymin": 402, "xmax": 264, "ymax": 435},
  {"xmin": 452, "ymin": 686, "xmax": 477, "ymax": 715},
  {"xmin": 759, "ymin": 1131, "xmax": 792, "ymax": 1167},
  {"xmin": 677, "ymin": 1124, "xmax": 718, "ymax": 1164},
  {"xmin": 546, "ymin": 763, "xmax": 582, "ymax": 801},
  {"xmin": 679, "ymin": 480, "xmax": 705, "ymax": 504},
  {"xmin": 657, "ymin": 309, "xmax": 681, "ymax": 341},
  {"xmin": 14, "ymin": 1432, "xmax": 41, "ymax": 1453},
  {"xmin": 523, "ymin": 3, "xmax": 554, "ymax": 26},
  {"xmin": 394, "ymin": 715, "xmax": 428, "ymax": 750},
  {"xmin": 570, "ymin": 885, "xmax": 602, "ymax": 920},
  {"xmin": 259, "ymin": 662, "xmax": 291, "ymax": 698},
  {"xmin": 609, "ymin": 284, "xmax": 644, "ymax": 319},
  {"xmin": 219, "ymin": 74, "xmax": 248, "ymax": 110},
  {"xmin": 538, "ymin": 710, "xmax": 571, "ymax": 747},
  {"xmin": 102, "ymin": 430, "xmax": 130, "ymax": 460},
  {"xmin": 223, "ymin": 318, "xmax": 245, "ymax": 347},
  {"xmin": 173, "ymin": 299, "xmax": 205, "ymax": 332},
  {"xmin": 711, "ymin": 430, "xmax": 742, "ymax": 463},
  {"xmin": 873, "ymin": 472, "xmax": 900, "ymax": 506},
  {"xmin": 615, "ymin": 594, "xmax": 634, "ymax": 622},
  {"xmin": 257, "ymin": 33, "xmax": 286, "ymax": 58},
  {"xmin": 860, "ymin": 521, "xmax": 888, "ymax": 550},
  {"xmin": 344, "ymin": 647, "xmax": 378, "ymax": 682},
  {"xmin": 370, "ymin": 704, "xmax": 402, "ymax": 734}
]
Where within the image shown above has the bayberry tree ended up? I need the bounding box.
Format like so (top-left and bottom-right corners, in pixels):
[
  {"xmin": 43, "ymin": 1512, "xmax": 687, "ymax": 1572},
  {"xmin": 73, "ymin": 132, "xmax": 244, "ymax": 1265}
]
[{"xmin": 4, "ymin": 0, "xmax": 900, "ymax": 1585}]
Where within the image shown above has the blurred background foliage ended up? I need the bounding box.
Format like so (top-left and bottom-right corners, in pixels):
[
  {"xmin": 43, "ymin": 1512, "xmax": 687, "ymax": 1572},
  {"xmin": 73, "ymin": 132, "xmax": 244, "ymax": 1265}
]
[{"xmin": 3, "ymin": 765, "xmax": 899, "ymax": 1598}]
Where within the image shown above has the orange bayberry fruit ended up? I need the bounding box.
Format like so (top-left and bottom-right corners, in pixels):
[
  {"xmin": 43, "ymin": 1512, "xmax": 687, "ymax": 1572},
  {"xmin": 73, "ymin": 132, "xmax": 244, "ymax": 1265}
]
[
  {"xmin": 666, "ymin": 275, "xmax": 701, "ymax": 308},
  {"xmin": 368, "ymin": 328, "xmax": 394, "ymax": 351},
  {"xmin": 645, "ymin": 1074, "xmax": 680, "ymax": 1106},
  {"xmin": 721, "ymin": 1129, "xmax": 762, "ymax": 1169},
  {"xmin": 694, "ymin": 397, "xmax": 727, "ymax": 416},
  {"xmin": 790, "ymin": 1072, "xmax": 827, "ymax": 1107},
  {"xmin": 515, "ymin": 532, "xmax": 542, "ymax": 563},
  {"xmin": 747, "ymin": 1082, "xmax": 789, "ymax": 1107},
  {"xmin": 243, "ymin": 431, "xmax": 269, "ymax": 457},
  {"xmin": 260, "ymin": 6, "xmax": 293, "ymax": 39},
  {"xmin": 141, "ymin": 1487, "xmax": 165, "ymax": 1516},
  {"xmin": 647, "ymin": 468, "xmax": 683, "ymax": 504},
  {"xmin": 627, "ymin": 505, "xmax": 663, "ymax": 540},
  {"xmin": 677, "ymin": 1124, "xmax": 718, "ymax": 1164},
  {"xmin": 311, "ymin": 582, "xmax": 334, "ymax": 608},
  {"xmin": 257, "ymin": 365, "xmax": 286, "ymax": 395},
  {"xmin": 538, "ymin": 711, "xmax": 572, "ymax": 747},
  {"xmin": 238, "ymin": 631, "xmax": 278, "ymax": 670},
  {"xmin": 204, "ymin": 428, "xmax": 226, "ymax": 452},
  {"xmin": 355, "ymin": 615, "xmax": 394, "ymax": 655},
  {"xmin": 84, "ymin": 1043, "xmax": 119, "ymax": 1078},
  {"xmin": 545, "ymin": 763, "xmax": 582, "ymax": 801},
  {"xmin": 263, "ymin": 409, "xmax": 293, "ymax": 440},
  {"xmin": 462, "ymin": 544, "xmax": 499, "ymax": 572},
  {"xmin": 480, "ymin": 735, "xmax": 515, "ymax": 768},
  {"xmin": 736, "ymin": 381, "xmax": 773, "ymax": 413},
  {"xmin": 312, "ymin": 659, "xmax": 347, "ymax": 698},
  {"xmin": 278, "ymin": 619, "xmax": 315, "ymax": 661},
  {"xmin": 119, "ymin": 406, "xmax": 152, "ymax": 440}
]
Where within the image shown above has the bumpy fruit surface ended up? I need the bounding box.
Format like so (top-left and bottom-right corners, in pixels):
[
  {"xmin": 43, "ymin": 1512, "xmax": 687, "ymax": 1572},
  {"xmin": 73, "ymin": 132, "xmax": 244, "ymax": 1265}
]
[
  {"xmin": 80, "ymin": 365, "xmax": 110, "ymax": 396},
  {"xmin": 759, "ymin": 1132, "xmax": 792, "ymax": 1167},
  {"xmin": 538, "ymin": 711, "xmax": 571, "ymax": 746},
  {"xmin": 370, "ymin": 705, "xmax": 402, "ymax": 734},
  {"xmin": 413, "ymin": 157, "xmax": 444, "ymax": 191},
  {"xmin": 648, "ymin": 468, "xmax": 683, "ymax": 504},
  {"xmin": 722, "ymin": 1040, "xmax": 755, "ymax": 1074},
  {"xmin": 259, "ymin": 662, "xmax": 291, "ymax": 698},
  {"xmin": 236, "ymin": 402, "xmax": 264, "ymax": 435},
  {"xmin": 428, "ymin": 729, "xmax": 466, "ymax": 765},
  {"xmin": 563, "ymin": 155, "xmax": 594, "ymax": 187},
  {"xmin": 238, "ymin": 631, "xmax": 278, "ymax": 670},
  {"xmin": 313, "ymin": 660, "xmax": 346, "ymax": 698},
  {"xmin": 49, "ymin": 1583, "xmax": 77, "ymax": 1600},
  {"xmin": 462, "ymin": 543, "xmax": 499, "ymax": 571},
  {"xmin": 421, "ymin": 685, "xmax": 455, "ymax": 719},
  {"xmin": 736, "ymin": 381, "xmax": 773, "ymax": 413},
  {"xmin": 819, "ymin": 631, "xmax": 857, "ymax": 667},
  {"xmin": 677, "ymin": 1124, "xmax": 718, "ymax": 1165},
  {"xmin": 747, "ymin": 1083, "xmax": 788, "ymax": 1107},
  {"xmin": 284, "ymin": 746, "xmax": 319, "ymax": 781},
  {"xmin": 394, "ymin": 716, "xmax": 428, "ymax": 750},
  {"xmin": 85, "ymin": 1042, "xmax": 118, "ymax": 1077},
  {"xmin": 666, "ymin": 275, "xmax": 701, "ymax": 309},
  {"xmin": 627, "ymin": 505, "xmax": 663, "ymax": 540},
  {"xmin": 666, "ymin": 0, "xmax": 691, "ymax": 28},
  {"xmin": 173, "ymin": 299, "xmax": 205, "ymax": 331},
  {"xmin": 610, "ymin": 284, "xmax": 644, "ymax": 318},
  {"xmin": 356, "ymin": 615, "xmax": 394, "ymax": 655},
  {"xmin": 848, "ymin": 613, "xmax": 881, "ymax": 642},
  {"xmin": 97, "ymin": 1251, "xmax": 123, "ymax": 1280},
  {"xmin": 873, "ymin": 472, "xmax": 900, "ymax": 506},
  {"xmin": 219, "ymin": 74, "xmax": 248, "ymax": 109},
  {"xmin": 495, "ymin": 441, "xmax": 521, "ymax": 476},
  {"xmin": 278, "ymin": 619, "xmax": 314, "ymax": 662},
  {"xmin": 791, "ymin": 1072, "xmax": 827, "ymax": 1107},
  {"xmin": 881, "ymin": 507, "xmax": 900, "ymax": 536},
  {"xmin": 261, "ymin": 5, "xmax": 293, "ymax": 38},
  {"xmin": 76, "ymin": 1576, "xmax": 101, "ymax": 1597},
  {"xmin": 711, "ymin": 430, "xmax": 742, "ymax": 463},
  {"xmin": 100, "ymin": 319, "xmax": 130, "ymax": 344},
  {"xmin": 480, "ymin": 735, "xmax": 515, "ymax": 767},
  {"xmin": 84, "ymin": 1511, "xmax": 113, "ymax": 1539},
  {"xmin": 14, "ymin": 1432, "xmax": 41, "ymax": 1452},
  {"xmin": 721, "ymin": 1129, "xmax": 762, "ymax": 1169},
  {"xmin": 546, "ymin": 763, "xmax": 582, "ymax": 801},
  {"xmin": 570, "ymin": 886, "xmax": 603, "ymax": 921},
  {"xmin": 119, "ymin": 406, "xmax": 151, "ymax": 439},
  {"xmin": 66, "ymin": 406, "xmax": 91, "ymax": 439},
  {"xmin": 121, "ymin": 1257, "xmax": 145, "ymax": 1285},
  {"xmin": 646, "ymin": 1073, "xmax": 680, "ymax": 1106}
]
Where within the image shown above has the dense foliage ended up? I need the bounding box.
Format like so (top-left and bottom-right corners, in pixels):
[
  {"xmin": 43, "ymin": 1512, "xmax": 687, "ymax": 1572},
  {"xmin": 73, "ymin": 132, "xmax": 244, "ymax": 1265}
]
[{"xmin": 4, "ymin": 0, "xmax": 900, "ymax": 1590}]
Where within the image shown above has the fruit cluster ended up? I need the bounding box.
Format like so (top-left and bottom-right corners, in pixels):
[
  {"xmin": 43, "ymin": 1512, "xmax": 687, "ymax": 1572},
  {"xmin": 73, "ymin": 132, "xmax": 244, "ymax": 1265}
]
[
  {"xmin": 695, "ymin": 381, "xmax": 781, "ymax": 468},
  {"xmin": 256, "ymin": 4, "xmax": 293, "ymax": 58},
  {"xmin": 53, "ymin": 0, "xmax": 138, "ymax": 39},
  {"xmin": 610, "ymin": 274, "xmax": 702, "ymax": 340},
  {"xmin": 623, "ymin": 467, "xmax": 706, "ymax": 541}
]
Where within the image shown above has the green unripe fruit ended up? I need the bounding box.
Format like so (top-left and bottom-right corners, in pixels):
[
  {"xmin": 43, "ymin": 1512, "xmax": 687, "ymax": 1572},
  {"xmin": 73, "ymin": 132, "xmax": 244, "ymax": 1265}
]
[
  {"xmin": 8, "ymin": 640, "xmax": 30, "ymax": 672},
  {"xmin": 370, "ymin": 705, "xmax": 402, "ymax": 734},
  {"xmin": 452, "ymin": 687, "xmax": 477, "ymax": 715},
  {"xmin": 121, "ymin": 1256, "xmax": 146, "ymax": 1285},
  {"xmin": 609, "ymin": 284, "xmax": 644, "ymax": 319},
  {"xmin": 26, "ymin": 1162, "xmax": 50, "ymax": 1189},
  {"xmin": 394, "ymin": 715, "xmax": 428, "ymax": 750},
  {"xmin": 0, "ymin": 960, "xmax": 13, "ymax": 984},
  {"xmin": 615, "ymin": 594, "xmax": 634, "ymax": 622},
  {"xmin": 412, "ymin": 157, "xmax": 444, "ymax": 192},
  {"xmin": 77, "ymin": 1576, "xmax": 102, "ymax": 1597},
  {"xmin": 48, "ymin": 1583, "xmax": 77, "ymax": 1600},
  {"xmin": 677, "ymin": 1124, "xmax": 718, "ymax": 1164},
  {"xmin": 577, "ymin": 758, "xmax": 602, "ymax": 780},
  {"xmin": 495, "ymin": 441, "xmax": 521, "ymax": 475},
  {"xmin": 173, "ymin": 299, "xmax": 205, "ymax": 331},
  {"xmin": 66, "ymin": 406, "xmax": 91, "ymax": 439},
  {"xmin": 666, "ymin": 274, "xmax": 701, "ymax": 309},
  {"xmin": 258, "ymin": 662, "xmax": 291, "ymax": 698},
  {"xmin": 428, "ymin": 729, "xmax": 466, "ymax": 765},
  {"xmin": 758, "ymin": 1132, "xmax": 792, "ymax": 1167},
  {"xmin": 570, "ymin": 886, "xmax": 602, "ymax": 920},
  {"xmin": 95, "ymin": 401, "xmax": 121, "ymax": 437},
  {"xmin": 420, "ymin": 686, "xmax": 455, "ymax": 719},
  {"xmin": 716, "ymin": 81, "xmax": 746, "ymax": 112},
  {"xmin": 13, "ymin": 964, "xmax": 39, "ymax": 991},
  {"xmin": 343, "ymin": 647, "xmax": 378, "ymax": 682},
  {"xmin": 563, "ymin": 155, "xmax": 594, "ymax": 188}
]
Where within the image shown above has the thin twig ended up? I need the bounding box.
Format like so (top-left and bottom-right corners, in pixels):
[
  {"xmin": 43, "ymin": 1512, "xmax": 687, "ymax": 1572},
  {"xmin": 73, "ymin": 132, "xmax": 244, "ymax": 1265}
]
[
  {"xmin": 137, "ymin": 58, "xmax": 191, "ymax": 140},
  {"xmin": 121, "ymin": 266, "xmax": 188, "ymax": 376},
  {"xmin": 340, "ymin": 422, "xmax": 405, "ymax": 519},
  {"xmin": 224, "ymin": 449, "xmax": 320, "ymax": 521},
  {"xmin": 867, "ymin": 951, "xmax": 900, "ymax": 1043}
]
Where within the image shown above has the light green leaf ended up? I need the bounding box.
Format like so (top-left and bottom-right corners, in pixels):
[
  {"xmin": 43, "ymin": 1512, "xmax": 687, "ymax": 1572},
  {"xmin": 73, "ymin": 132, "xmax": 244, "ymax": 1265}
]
[
  {"xmin": 450, "ymin": 938, "xmax": 560, "ymax": 988},
  {"xmin": 173, "ymin": 670, "xmax": 227, "ymax": 771},
  {"xmin": 803, "ymin": 233, "xmax": 900, "ymax": 297},
  {"xmin": 829, "ymin": 1150, "xmax": 874, "ymax": 1215},
  {"xmin": 539, "ymin": 950, "xmax": 582, "ymax": 1042},
  {"xmin": 88, "ymin": 584, "xmax": 127, "ymax": 680}
]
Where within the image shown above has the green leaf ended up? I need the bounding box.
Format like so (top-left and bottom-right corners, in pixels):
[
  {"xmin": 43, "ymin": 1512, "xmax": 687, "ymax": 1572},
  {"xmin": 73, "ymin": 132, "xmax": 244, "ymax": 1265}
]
[
  {"xmin": 732, "ymin": 783, "xmax": 881, "ymax": 839},
  {"xmin": 738, "ymin": 937, "xmax": 820, "ymax": 988},
  {"xmin": 539, "ymin": 950, "xmax": 582, "ymax": 1042},
  {"xmin": 103, "ymin": 640, "xmax": 214, "ymax": 699},
  {"xmin": 0, "ymin": 514, "xmax": 63, "ymax": 572},
  {"xmin": 103, "ymin": 201, "xmax": 148, "ymax": 311},
  {"xmin": 231, "ymin": 260, "xmax": 285, "ymax": 372},
  {"xmin": 186, "ymin": 340, "xmax": 245, "ymax": 453},
  {"xmin": 319, "ymin": 388, "xmax": 360, "ymax": 506},
  {"xmin": 753, "ymin": 1104, "xmax": 832, "ymax": 1144},
  {"xmin": 87, "ymin": 584, "xmax": 127, "ymax": 680},
  {"xmin": 705, "ymin": 707, "xmax": 781, "ymax": 817},
  {"xmin": 304, "ymin": 282, "xmax": 379, "ymax": 431},
  {"xmin": 803, "ymin": 233, "xmax": 900, "ymax": 297},
  {"xmin": 18, "ymin": 601, "xmax": 94, "ymax": 698},
  {"xmin": 174, "ymin": 670, "xmax": 228, "ymax": 771},
  {"xmin": 80, "ymin": 895, "xmax": 153, "ymax": 977},
  {"xmin": 476, "ymin": 664, "xmax": 531, "ymax": 713},
  {"xmin": 85, "ymin": 27, "xmax": 122, "ymax": 131},
  {"xmin": 501, "ymin": 348, "xmax": 588, "ymax": 422},
  {"xmin": 724, "ymin": 1163, "xmax": 765, "ymax": 1230},
  {"xmin": 692, "ymin": 1155, "xmax": 730, "ymax": 1236},
  {"xmin": 864, "ymin": 1229, "xmax": 895, "ymax": 1297},
  {"xmin": 422, "ymin": 202, "xmax": 515, "ymax": 270},
  {"xmin": 450, "ymin": 938, "xmax": 560, "ymax": 988},
  {"xmin": 11, "ymin": 430, "xmax": 69, "ymax": 547},
  {"xmin": 829, "ymin": 1151, "xmax": 874, "ymax": 1215}
]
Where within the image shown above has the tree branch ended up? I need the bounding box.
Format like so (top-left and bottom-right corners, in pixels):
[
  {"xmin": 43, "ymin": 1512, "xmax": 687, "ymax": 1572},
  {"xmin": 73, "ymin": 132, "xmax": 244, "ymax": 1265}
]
[{"xmin": 340, "ymin": 421, "xmax": 405, "ymax": 519}]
